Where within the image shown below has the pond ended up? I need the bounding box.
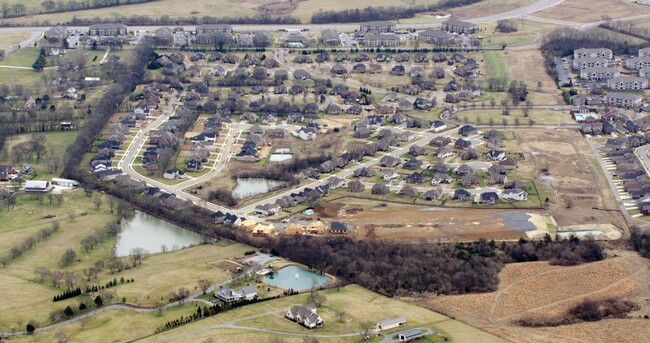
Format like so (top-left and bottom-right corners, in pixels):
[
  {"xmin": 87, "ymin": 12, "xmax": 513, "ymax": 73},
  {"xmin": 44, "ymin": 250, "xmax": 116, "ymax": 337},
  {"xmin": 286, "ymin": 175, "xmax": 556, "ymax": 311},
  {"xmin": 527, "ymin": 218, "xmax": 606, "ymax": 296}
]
[
  {"xmin": 114, "ymin": 210, "xmax": 208, "ymax": 257},
  {"xmin": 263, "ymin": 265, "xmax": 332, "ymax": 291},
  {"xmin": 232, "ymin": 178, "xmax": 287, "ymax": 199}
]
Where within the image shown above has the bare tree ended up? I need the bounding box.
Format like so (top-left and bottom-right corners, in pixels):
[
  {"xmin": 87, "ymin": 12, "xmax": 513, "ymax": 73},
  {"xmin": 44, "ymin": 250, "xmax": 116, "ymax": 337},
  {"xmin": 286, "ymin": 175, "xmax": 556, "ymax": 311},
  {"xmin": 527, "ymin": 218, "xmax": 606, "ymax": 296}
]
[
  {"xmin": 92, "ymin": 195, "xmax": 102, "ymax": 209},
  {"xmin": 198, "ymin": 279, "xmax": 212, "ymax": 294},
  {"xmin": 35, "ymin": 267, "xmax": 50, "ymax": 282},
  {"xmin": 59, "ymin": 249, "xmax": 77, "ymax": 267}
]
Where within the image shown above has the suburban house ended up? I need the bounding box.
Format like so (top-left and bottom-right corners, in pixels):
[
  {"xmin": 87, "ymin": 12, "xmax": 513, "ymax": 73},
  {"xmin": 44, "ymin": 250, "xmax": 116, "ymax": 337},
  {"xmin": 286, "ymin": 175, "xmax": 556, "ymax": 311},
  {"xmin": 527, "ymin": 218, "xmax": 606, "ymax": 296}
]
[
  {"xmin": 487, "ymin": 150, "xmax": 507, "ymax": 161},
  {"xmin": 306, "ymin": 221, "xmax": 325, "ymax": 234},
  {"xmin": 362, "ymin": 34, "xmax": 400, "ymax": 47},
  {"xmin": 214, "ymin": 285, "xmax": 257, "ymax": 303},
  {"xmin": 458, "ymin": 124, "xmax": 478, "ymax": 136},
  {"xmin": 574, "ymin": 48, "xmax": 613, "ymax": 59},
  {"xmin": 423, "ymin": 188, "xmax": 444, "ymax": 201},
  {"xmin": 330, "ymin": 221, "xmax": 352, "ymax": 234},
  {"xmin": 603, "ymin": 92, "xmax": 643, "ymax": 108},
  {"xmin": 419, "ymin": 30, "xmax": 453, "ymax": 45},
  {"xmin": 441, "ymin": 19, "xmax": 478, "ymax": 34},
  {"xmin": 88, "ymin": 23, "xmax": 127, "ymax": 36},
  {"xmin": 430, "ymin": 120, "xmax": 447, "ymax": 132},
  {"xmin": 377, "ymin": 317, "xmax": 407, "ymax": 331},
  {"xmin": 285, "ymin": 304, "xmax": 324, "ymax": 329},
  {"xmin": 163, "ymin": 168, "xmax": 186, "ymax": 180},
  {"xmin": 298, "ymin": 127, "xmax": 317, "ymax": 141},
  {"xmin": 580, "ymin": 67, "xmax": 620, "ymax": 81},
  {"xmin": 607, "ymin": 76, "xmax": 648, "ymax": 90},
  {"xmin": 572, "ymin": 57, "xmax": 607, "ymax": 70},
  {"xmin": 359, "ymin": 21, "xmax": 396, "ymax": 33},
  {"xmin": 476, "ymin": 192, "xmax": 499, "ymax": 205},
  {"xmin": 255, "ymin": 203, "xmax": 280, "ymax": 217},
  {"xmin": 453, "ymin": 189, "xmax": 472, "ymax": 201},
  {"xmin": 502, "ymin": 188, "xmax": 529, "ymax": 201}
]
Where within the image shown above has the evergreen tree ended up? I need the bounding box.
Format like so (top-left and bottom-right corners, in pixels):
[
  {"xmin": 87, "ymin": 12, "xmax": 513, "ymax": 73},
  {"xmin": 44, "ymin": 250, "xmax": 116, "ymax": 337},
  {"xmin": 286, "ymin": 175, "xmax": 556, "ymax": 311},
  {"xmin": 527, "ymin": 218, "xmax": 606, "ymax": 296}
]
[{"xmin": 94, "ymin": 295, "xmax": 103, "ymax": 307}]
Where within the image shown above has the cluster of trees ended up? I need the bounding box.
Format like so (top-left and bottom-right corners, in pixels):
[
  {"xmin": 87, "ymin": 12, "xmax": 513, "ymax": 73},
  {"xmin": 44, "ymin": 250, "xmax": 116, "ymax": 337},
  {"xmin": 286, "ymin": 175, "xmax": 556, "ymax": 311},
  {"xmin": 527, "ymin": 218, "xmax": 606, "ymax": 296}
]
[
  {"xmin": 156, "ymin": 296, "xmax": 280, "ymax": 333},
  {"xmin": 32, "ymin": 48, "xmax": 47, "ymax": 71},
  {"xmin": 80, "ymin": 221, "xmax": 120, "ymax": 252},
  {"xmin": 630, "ymin": 227, "xmax": 650, "ymax": 258},
  {"xmin": 236, "ymin": 155, "xmax": 331, "ymax": 183},
  {"xmin": 311, "ymin": 0, "xmax": 482, "ymax": 23},
  {"xmin": 503, "ymin": 236, "xmax": 603, "ymax": 266},
  {"xmin": 599, "ymin": 18, "xmax": 650, "ymax": 42},
  {"xmin": 496, "ymin": 19, "xmax": 518, "ymax": 33},
  {"xmin": 542, "ymin": 27, "xmax": 646, "ymax": 56},
  {"xmin": 59, "ymin": 248, "xmax": 77, "ymax": 267},
  {"xmin": 1, "ymin": 221, "xmax": 60, "ymax": 267},
  {"xmin": 52, "ymin": 288, "xmax": 82, "ymax": 302},
  {"xmin": 507, "ymin": 80, "xmax": 528, "ymax": 105},
  {"xmin": 62, "ymin": 40, "xmax": 153, "ymax": 177},
  {"xmin": 517, "ymin": 297, "xmax": 639, "ymax": 327},
  {"xmin": 207, "ymin": 189, "xmax": 238, "ymax": 207},
  {"xmin": 34, "ymin": 267, "xmax": 83, "ymax": 289}
]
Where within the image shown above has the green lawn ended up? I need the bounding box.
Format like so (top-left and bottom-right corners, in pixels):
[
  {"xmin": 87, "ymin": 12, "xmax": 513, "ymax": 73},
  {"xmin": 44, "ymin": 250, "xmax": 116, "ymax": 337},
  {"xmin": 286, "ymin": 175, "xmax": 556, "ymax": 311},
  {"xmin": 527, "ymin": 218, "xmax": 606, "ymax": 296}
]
[
  {"xmin": 483, "ymin": 51, "xmax": 507, "ymax": 82},
  {"xmin": 0, "ymin": 131, "xmax": 78, "ymax": 180}
]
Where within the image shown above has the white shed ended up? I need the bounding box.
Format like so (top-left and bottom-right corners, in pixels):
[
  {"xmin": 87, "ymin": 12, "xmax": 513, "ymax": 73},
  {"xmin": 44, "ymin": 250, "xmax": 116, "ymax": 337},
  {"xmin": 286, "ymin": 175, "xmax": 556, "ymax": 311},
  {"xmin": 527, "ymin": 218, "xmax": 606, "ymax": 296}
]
[{"xmin": 377, "ymin": 316, "xmax": 407, "ymax": 331}]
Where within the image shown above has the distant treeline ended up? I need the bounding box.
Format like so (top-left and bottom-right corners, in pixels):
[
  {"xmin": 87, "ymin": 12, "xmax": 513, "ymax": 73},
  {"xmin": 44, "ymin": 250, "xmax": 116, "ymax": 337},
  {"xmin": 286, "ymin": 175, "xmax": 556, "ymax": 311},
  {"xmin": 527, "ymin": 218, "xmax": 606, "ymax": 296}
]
[
  {"xmin": 37, "ymin": 14, "xmax": 300, "ymax": 27},
  {"xmin": 311, "ymin": 0, "xmax": 483, "ymax": 24},
  {"xmin": 0, "ymin": 0, "xmax": 157, "ymax": 19},
  {"xmin": 542, "ymin": 27, "xmax": 647, "ymax": 56}
]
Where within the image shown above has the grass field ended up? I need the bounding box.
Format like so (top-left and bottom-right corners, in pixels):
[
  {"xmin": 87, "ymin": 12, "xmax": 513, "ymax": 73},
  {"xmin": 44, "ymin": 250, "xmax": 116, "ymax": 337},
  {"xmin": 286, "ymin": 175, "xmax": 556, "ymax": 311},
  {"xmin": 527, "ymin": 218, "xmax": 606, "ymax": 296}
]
[
  {"xmin": 499, "ymin": 49, "xmax": 564, "ymax": 105},
  {"xmin": 0, "ymin": 131, "xmax": 78, "ymax": 181},
  {"xmin": 0, "ymin": 187, "xmax": 254, "ymax": 332},
  {"xmin": 0, "ymin": 32, "xmax": 31, "ymax": 51},
  {"xmin": 483, "ymin": 51, "xmax": 507, "ymax": 81},
  {"xmin": 144, "ymin": 285, "xmax": 506, "ymax": 343},
  {"xmin": 534, "ymin": 0, "xmax": 650, "ymax": 22},
  {"xmin": 455, "ymin": 108, "xmax": 568, "ymax": 125}
]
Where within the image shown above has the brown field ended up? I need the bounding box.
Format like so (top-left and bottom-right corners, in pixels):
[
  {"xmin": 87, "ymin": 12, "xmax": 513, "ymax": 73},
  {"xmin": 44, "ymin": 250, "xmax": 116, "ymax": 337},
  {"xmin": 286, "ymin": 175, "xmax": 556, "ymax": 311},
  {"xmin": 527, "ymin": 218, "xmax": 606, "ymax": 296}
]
[
  {"xmin": 418, "ymin": 252, "xmax": 650, "ymax": 343},
  {"xmin": 512, "ymin": 129, "xmax": 626, "ymax": 229},
  {"xmin": 500, "ymin": 49, "xmax": 564, "ymax": 105},
  {"xmin": 450, "ymin": 0, "xmax": 536, "ymax": 20},
  {"xmin": 315, "ymin": 197, "xmax": 544, "ymax": 242},
  {"xmin": 534, "ymin": 0, "xmax": 650, "ymax": 22}
]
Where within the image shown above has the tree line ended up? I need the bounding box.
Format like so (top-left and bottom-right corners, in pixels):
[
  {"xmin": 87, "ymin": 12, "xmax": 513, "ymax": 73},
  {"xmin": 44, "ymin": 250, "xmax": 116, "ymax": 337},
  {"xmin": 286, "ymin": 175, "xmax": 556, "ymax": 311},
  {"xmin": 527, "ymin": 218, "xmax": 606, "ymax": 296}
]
[
  {"xmin": 311, "ymin": 0, "xmax": 482, "ymax": 23},
  {"xmin": 542, "ymin": 27, "xmax": 646, "ymax": 56},
  {"xmin": 0, "ymin": 0, "xmax": 157, "ymax": 19}
]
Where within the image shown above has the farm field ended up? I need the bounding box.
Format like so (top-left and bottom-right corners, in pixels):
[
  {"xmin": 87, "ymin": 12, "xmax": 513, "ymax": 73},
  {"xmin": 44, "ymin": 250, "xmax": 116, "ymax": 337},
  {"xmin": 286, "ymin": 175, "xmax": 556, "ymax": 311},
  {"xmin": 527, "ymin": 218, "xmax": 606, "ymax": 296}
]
[
  {"xmin": 0, "ymin": 32, "xmax": 31, "ymax": 51},
  {"xmin": 533, "ymin": 0, "xmax": 650, "ymax": 22},
  {"xmin": 422, "ymin": 252, "xmax": 650, "ymax": 343}
]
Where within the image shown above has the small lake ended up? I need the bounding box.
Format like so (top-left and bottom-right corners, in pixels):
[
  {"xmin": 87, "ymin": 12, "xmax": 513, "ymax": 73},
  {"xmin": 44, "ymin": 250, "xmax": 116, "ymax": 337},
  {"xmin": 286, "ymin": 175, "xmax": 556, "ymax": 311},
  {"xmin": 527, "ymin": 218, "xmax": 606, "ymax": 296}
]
[
  {"xmin": 232, "ymin": 178, "xmax": 287, "ymax": 199},
  {"xmin": 114, "ymin": 210, "xmax": 208, "ymax": 257},
  {"xmin": 263, "ymin": 265, "xmax": 332, "ymax": 291}
]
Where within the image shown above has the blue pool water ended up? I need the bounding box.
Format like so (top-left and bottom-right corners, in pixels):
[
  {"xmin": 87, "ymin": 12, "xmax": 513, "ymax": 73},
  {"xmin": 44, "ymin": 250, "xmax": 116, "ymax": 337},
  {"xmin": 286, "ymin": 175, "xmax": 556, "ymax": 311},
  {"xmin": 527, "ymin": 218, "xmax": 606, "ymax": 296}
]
[{"xmin": 263, "ymin": 265, "xmax": 332, "ymax": 291}]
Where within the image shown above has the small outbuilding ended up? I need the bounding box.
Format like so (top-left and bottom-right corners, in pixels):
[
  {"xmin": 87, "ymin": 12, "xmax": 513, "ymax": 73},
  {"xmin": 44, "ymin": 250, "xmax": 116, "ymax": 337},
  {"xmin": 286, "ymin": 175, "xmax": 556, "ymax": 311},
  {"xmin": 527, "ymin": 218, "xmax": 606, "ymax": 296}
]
[{"xmin": 377, "ymin": 316, "xmax": 407, "ymax": 331}]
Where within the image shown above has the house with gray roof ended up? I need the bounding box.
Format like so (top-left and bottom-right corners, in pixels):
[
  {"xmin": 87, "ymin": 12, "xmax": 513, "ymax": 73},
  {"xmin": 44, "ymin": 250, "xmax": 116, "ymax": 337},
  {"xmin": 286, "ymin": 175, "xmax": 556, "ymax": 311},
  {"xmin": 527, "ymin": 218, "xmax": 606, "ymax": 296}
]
[
  {"xmin": 604, "ymin": 92, "xmax": 643, "ymax": 108},
  {"xmin": 286, "ymin": 304, "xmax": 323, "ymax": 329},
  {"xmin": 607, "ymin": 76, "xmax": 648, "ymax": 90},
  {"xmin": 574, "ymin": 48, "xmax": 613, "ymax": 60}
]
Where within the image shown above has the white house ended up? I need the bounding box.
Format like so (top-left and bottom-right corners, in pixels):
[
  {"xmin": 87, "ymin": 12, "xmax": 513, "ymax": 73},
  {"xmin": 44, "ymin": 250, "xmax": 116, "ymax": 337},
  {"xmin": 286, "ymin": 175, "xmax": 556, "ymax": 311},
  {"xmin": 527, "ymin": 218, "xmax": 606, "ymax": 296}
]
[
  {"xmin": 163, "ymin": 168, "xmax": 186, "ymax": 180},
  {"xmin": 502, "ymin": 188, "xmax": 528, "ymax": 201},
  {"xmin": 382, "ymin": 169, "xmax": 399, "ymax": 181},
  {"xmin": 24, "ymin": 180, "xmax": 52, "ymax": 193},
  {"xmin": 298, "ymin": 127, "xmax": 317, "ymax": 141},
  {"xmin": 51, "ymin": 178, "xmax": 80, "ymax": 187},
  {"xmin": 285, "ymin": 304, "xmax": 324, "ymax": 329},
  {"xmin": 486, "ymin": 150, "xmax": 507, "ymax": 161},
  {"xmin": 430, "ymin": 120, "xmax": 447, "ymax": 132}
]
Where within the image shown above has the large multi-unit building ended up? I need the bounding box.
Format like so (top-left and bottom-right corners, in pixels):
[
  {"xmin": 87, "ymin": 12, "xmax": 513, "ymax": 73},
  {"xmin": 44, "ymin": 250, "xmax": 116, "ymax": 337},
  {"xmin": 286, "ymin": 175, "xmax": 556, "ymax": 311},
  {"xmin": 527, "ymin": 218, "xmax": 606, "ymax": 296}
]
[
  {"xmin": 441, "ymin": 19, "xmax": 478, "ymax": 34},
  {"xmin": 88, "ymin": 23, "xmax": 127, "ymax": 36},
  {"xmin": 321, "ymin": 29, "xmax": 340, "ymax": 46},
  {"xmin": 362, "ymin": 34, "xmax": 400, "ymax": 47},
  {"xmin": 580, "ymin": 67, "xmax": 620, "ymax": 81},
  {"xmin": 625, "ymin": 56, "xmax": 650, "ymax": 70},
  {"xmin": 603, "ymin": 92, "xmax": 643, "ymax": 108},
  {"xmin": 196, "ymin": 24, "xmax": 233, "ymax": 34},
  {"xmin": 639, "ymin": 47, "xmax": 650, "ymax": 57},
  {"xmin": 45, "ymin": 26, "xmax": 67, "ymax": 43},
  {"xmin": 607, "ymin": 76, "xmax": 648, "ymax": 90},
  {"xmin": 418, "ymin": 30, "xmax": 454, "ymax": 45},
  {"xmin": 574, "ymin": 48, "xmax": 613, "ymax": 60},
  {"xmin": 641, "ymin": 68, "xmax": 650, "ymax": 79},
  {"xmin": 572, "ymin": 57, "xmax": 607, "ymax": 70},
  {"xmin": 359, "ymin": 21, "xmax": 395, "ymax": 33},
  {"xmin": 193, "ymin": 32, "xmax": 235, "ymax": 46}
]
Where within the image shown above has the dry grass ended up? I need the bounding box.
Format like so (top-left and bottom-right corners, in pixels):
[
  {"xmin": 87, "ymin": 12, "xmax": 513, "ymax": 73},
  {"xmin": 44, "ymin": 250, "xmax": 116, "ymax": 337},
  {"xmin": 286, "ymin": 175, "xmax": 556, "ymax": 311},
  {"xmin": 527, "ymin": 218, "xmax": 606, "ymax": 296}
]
[
  {"xmin": 533, "ymin": 0, "xmax": 650, "ymax": 22},
  {"xmin": 0, "ymin": 32, "xmax": 31, "ymax": 51},
  {"xmin": 422, "ymin": 253, "xmax": 650, "ymax": 343},
  {"xmin": 500, "ymin": 49, "xmax": 564, "ymax": 105}
]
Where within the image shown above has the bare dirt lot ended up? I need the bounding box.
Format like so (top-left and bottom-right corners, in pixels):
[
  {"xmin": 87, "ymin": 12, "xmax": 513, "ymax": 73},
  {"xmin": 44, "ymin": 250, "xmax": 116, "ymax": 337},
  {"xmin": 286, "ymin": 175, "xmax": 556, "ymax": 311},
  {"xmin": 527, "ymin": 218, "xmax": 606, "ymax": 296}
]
[
  {"xmin": 513, "ymin": 129, "xmax": 626, "ymax": 229},
  {"xmin": 534, "ymin": 0, "xmax": 650, "ymax": 22},
  {"xmin": 315, "ymin": 197, "xmax": 548, "ymax": 241},
  {"xmin": 418, "ymin": 251, "xmax": 650, "ymax": 343}
]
